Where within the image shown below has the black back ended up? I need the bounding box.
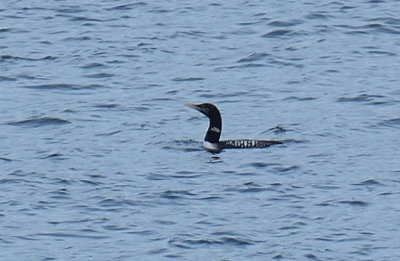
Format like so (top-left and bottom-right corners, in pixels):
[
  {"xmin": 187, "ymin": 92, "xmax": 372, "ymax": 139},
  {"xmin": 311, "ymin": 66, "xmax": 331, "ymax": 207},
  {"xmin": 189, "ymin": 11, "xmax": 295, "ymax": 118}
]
[{"xmin": 220, "ymin": 139, "xmax": 282, "ymax": 149}]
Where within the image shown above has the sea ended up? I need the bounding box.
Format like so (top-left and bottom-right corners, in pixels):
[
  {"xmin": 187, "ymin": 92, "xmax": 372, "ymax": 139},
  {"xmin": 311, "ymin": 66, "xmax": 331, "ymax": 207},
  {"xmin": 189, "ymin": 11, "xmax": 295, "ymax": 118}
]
[{"xmin": 1, "ymin": 1, "xmax": 400, "ymax": 260}]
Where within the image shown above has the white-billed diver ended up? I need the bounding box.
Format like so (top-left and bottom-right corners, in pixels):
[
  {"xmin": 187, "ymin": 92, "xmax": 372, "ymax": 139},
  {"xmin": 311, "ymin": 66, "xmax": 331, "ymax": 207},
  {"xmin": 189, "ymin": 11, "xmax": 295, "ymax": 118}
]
[{"xmin": 185, "ymin": 103, "xmax": 282, "ymax": 152}]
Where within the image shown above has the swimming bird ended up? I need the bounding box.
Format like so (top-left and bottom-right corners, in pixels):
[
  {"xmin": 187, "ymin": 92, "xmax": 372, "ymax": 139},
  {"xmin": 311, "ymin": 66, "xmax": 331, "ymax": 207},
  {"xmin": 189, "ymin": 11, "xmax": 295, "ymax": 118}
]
[{"xmin": 184, "ymin": 103, "xmax": 282, "ymax": 152}]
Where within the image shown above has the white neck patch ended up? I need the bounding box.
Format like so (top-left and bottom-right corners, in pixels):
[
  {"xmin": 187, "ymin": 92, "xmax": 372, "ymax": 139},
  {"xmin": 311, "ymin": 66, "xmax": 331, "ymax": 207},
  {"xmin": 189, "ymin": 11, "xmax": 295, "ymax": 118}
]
[{"xmin": 210, "ymin": 127, "xmax": 220, "ymax": 133}]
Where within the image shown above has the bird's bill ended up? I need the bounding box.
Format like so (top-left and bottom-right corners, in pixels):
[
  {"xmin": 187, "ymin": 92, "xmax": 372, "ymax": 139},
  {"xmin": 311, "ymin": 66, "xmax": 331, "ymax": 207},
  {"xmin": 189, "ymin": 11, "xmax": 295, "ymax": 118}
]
[{"xmin": 184, "ymin": 103, "xmax": 201, "ymax": 111}]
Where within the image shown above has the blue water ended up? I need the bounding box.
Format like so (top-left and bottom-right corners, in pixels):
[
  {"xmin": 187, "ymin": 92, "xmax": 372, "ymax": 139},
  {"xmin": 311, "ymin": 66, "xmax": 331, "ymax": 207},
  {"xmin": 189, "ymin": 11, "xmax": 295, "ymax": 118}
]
[{"xmin": 1, "ymin": 0, "xmax": 400, "ymax": 260}]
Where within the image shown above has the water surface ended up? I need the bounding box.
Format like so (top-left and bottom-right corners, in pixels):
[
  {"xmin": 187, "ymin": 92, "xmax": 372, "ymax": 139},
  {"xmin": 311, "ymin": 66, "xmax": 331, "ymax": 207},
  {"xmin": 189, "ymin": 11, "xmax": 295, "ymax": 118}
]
[{"xmin": 1, "ymin": 0, "xmax": 400, "ymax": 260}]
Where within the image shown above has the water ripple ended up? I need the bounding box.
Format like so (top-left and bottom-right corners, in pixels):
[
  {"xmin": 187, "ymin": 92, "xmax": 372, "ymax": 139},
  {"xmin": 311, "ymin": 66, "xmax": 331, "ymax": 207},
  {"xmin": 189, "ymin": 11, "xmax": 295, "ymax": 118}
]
[
  {"xmin": 262, "ymin": 29, "xmax": 292, "ymax": 38},
  {"xmin": 160, "ymin": 190, "xmax": 196, "ymax": 199},
  {"xmin": 336, "ymin": 94, "xmax": 385, "ymax": 103},
  {"xmin": 107, "ymin": 2, "xmax": 147, "ymax": 10},
  {"xmin": 0, "ymin": 157, "xmax": 13, "ymax": 162},
  {"xmin": 261, "ymin": 125, "xmax": 291, "ymax": 134},
  {"xmin": 23, "ymin": 83, "xmax": 102, "ymax": 90},
  {"xmin": 42, "ymin": 152, "xmax": 65, "ymax": 159},
  {"xmin": 352, "ymin": 179, "xmax": 382, "ymax": 186},
  {"xmin": 0, "ymin": 55, "xmax": 55, "ymax": 62},
  {"xmin": 380, "ymin": 118, "xmax": 400, "ymax": 128},
  {"xmin": 247, "ymin": 162, "xmax": 280, "ymax": 168},
  {"xmin": 80, "ymin": 62, "xmax": 108, "ymax": 69},
  {"xmin": 305, "ymin": 13, "xmax": 333, "ymax": 20},
  {"xmin": 338, "ymin": 200, "xmax": 369, "ymax": 207},
  {"xmin": 93, "ymin": 103, "xmax": 119, "ymax": 109},
  {"xmin": 172, "ymin": 77, "xmax": 204, "ymax": 82},
  {"xmin": 336, "ymin": 22, "xmax": 400, "ymax": 35},
  {"xmin": 272, "ymin": 165, "xmax": 301, "ymax": 173},
  {"xmin": 84, "ymin": 72, "xmax": 115, "ymax": 78},
  {"xmin": 35, "ymin": 232, "xmax": 108, "ymax": 240},
  {"xmin": 236, "ymin": 52, "xmax": 269, "ymax": 63},
  {"xmin": 7, "ymin": 117, "xmax": 70, "ymax": 128},
  {"xmin": 0, "ymin": 76, "xmax": 16, "ymax": 82},
  {"xmin": 169, "ymin": 234, "xmax": 255, "ymax": 248},
  {"xmin": 268, "ymin": 19, "xmax": 303, "ymax": 27}
]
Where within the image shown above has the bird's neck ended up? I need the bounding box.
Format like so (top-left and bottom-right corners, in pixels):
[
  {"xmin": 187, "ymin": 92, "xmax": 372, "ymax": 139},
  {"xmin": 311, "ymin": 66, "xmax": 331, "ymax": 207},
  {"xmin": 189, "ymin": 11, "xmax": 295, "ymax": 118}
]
[{"xmin": 204, "ymin": 115, "xmax": 221, "ymax": 143}]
